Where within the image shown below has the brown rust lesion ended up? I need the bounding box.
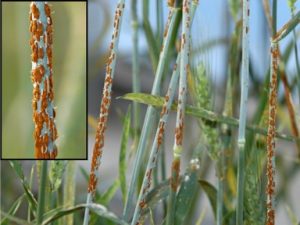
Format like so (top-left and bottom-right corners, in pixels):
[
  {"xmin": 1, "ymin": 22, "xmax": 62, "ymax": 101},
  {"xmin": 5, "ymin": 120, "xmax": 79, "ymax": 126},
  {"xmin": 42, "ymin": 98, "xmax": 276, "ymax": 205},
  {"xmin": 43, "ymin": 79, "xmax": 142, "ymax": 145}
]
[
  {"xmin": 183, "ymin": 0, "xmax": 189, "ymax": 14},
  {"xmin": 175, "ymin": 110, "xmax": 184, "ymax": 146},
  {"xmin": 170, "ymin": 158, "xmax": 181, "ymax": 191},
  {"xmin": 168, "ymin": 0, "xmax": 175, "ymax": 7},
  {"xmin": 157, "ymin": 122, "xmax": 165, "ymax": 147},
  {"xmin": 266, "ymin": 43, "xmax": 279, "ymax": 225}
]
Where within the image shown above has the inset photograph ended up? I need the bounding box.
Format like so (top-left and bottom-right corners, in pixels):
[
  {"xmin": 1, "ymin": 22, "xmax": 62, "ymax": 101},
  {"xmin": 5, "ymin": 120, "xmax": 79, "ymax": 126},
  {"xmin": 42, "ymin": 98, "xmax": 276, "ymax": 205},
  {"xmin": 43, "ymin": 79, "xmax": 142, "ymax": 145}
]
[{"xmin": 2, "ymin": 1, "xmax": 87, "ymax": 159}]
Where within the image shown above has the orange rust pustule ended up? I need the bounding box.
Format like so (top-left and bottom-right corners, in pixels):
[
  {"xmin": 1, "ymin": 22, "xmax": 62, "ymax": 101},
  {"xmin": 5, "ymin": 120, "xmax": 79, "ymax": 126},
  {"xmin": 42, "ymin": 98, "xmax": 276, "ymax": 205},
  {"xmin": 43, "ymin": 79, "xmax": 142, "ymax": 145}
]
[
  {"xmin": 31, "ymin": 3, "xmax": 40, "ymax": 19},
  {"xmin": 266, "ymin": 44, "xmax": 279, "ymax": 225},
  {"xmin": 163, "ymin": 11, "xmax": 172, "ymax": 38},
  {"xmin": 175, "ymin": 121, "xmax": 184, "ymax": 145},
  {"xmin": 170, "ymin": 159, "xmax": 181, "ymax": 191},
  {"xmin": 44, "ymin": 3, "xmax": 51, "ymax": 17},
  {"xmin": 168, "ymin": 0, "xmax": 175, "ymax": 7},
  {"xmin": 157, "ymin": 122, "xmax": 165, "ymax": 147}
]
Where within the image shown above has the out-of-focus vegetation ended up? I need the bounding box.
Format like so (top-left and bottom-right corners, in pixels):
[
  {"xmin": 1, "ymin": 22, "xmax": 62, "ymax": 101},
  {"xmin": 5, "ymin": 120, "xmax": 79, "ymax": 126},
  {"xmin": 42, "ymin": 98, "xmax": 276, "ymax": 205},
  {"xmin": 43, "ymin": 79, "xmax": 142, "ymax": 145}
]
[{"xmin": 2, "ymin": 2, "xmax": 86, "ymax": 158}]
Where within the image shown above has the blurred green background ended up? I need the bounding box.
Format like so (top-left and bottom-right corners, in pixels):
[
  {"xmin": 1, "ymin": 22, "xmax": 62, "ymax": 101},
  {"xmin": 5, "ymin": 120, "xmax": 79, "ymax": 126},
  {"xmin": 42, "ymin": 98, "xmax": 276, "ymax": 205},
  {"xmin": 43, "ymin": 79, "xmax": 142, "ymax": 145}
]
[{"xmin": 2, "ymin": 2, "xmax": 86, "ymax": 158}]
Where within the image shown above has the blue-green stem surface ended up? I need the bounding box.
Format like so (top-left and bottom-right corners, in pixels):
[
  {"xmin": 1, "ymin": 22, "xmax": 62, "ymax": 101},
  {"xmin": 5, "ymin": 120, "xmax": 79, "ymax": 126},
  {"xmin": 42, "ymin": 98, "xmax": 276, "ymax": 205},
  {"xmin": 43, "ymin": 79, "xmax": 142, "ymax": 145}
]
[{"xmin": 236, "ymin": 0, "xmax": 250, "ymax": 224}]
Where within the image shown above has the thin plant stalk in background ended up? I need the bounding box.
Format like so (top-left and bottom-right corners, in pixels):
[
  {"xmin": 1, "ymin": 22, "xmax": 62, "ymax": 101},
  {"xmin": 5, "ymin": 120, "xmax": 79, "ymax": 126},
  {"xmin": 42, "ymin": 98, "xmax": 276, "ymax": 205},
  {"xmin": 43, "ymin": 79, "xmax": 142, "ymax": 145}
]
[
  {"xmin": 36, "ymin": 161, "xmax": 48, "ymax": 225},
  {"xmin": 131, "ymin": 0, "xmax": 141, "ymax": 145},
  {"xmin": 167, "ymin": 0, "xmax": 193, "ymax": 224},
  {"xmin": 236, "ymin": 0, "xmax": 249, "ymax": 224},
  {"xmin": 30, "ymin": 1, "xmax": 58, "ymax": 159},
  {"xmin": 83, "ymin": 1, "xmax": 126, "ymax": 224}
]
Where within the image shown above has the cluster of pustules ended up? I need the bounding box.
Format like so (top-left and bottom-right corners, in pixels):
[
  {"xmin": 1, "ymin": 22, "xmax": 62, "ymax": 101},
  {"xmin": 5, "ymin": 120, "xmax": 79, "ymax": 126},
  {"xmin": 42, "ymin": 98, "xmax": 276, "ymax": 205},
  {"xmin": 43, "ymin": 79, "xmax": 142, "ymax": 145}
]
[{"xmin": 29, "ymin": 2, "xmax": 58, "ymax": 159}]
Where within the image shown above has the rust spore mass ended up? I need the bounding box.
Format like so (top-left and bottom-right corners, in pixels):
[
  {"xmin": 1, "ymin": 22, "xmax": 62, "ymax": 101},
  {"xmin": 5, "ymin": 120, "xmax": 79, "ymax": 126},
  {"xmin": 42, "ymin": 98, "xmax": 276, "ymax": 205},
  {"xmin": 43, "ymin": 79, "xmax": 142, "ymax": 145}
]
[
  {"xmin": 30, "ymin": 2, "xmax": 57, "ymax": 159},
  {"xmin": 171, "ymin": 159, "xmax": 181, "ymax": 191},
  {"xmin": 266, "ymin": 44, "xmax": 279, "ymax": 225}
]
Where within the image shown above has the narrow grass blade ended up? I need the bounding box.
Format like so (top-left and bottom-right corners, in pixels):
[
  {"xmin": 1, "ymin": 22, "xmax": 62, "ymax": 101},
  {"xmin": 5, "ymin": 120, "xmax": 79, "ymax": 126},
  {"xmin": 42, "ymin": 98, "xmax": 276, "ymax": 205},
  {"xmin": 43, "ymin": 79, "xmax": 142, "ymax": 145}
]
[
  {"xmin": 273, "ymin": 10, "xmax": 300, "ymax": 43},
  {"xmin": 285, "ymin": 205, "xmax": 299, "ymax": 225},
  {"xmin": 142, "ymin": 0, "xmax": 159, "ymax": 70},
  {"xmin": 195, "ymin": 208, "xmax": 207, "ymax": 225},
  {"xmin": 0, "ymin": 211, "xmax": 31, "ymax": 225},
  {"xmin": 174, "ymin": 159, "xmax": 200, "ymax": 225},
  {"xmin": 0, "ymin": 194, "xmax": 25, "ymax": 224},
  {"xmin": 63, "ymin": 161, "xmax": 76, "ymax": 225},
  {"xmin": 97, "ymin": 180, "xmax": 120, "ymax": 205},
  {"xmin": 119, "ymin": 107, "xmax": 131, "ymax": 204},
  {"xmin": 28, "ymin": 165, "xmax": 35, "ymax": 222},
  {"xmin": 131, "ymin": 0, "xmax": 141, "ymax": 144},
  {"xmin": 141, "ymin": 178, "xmax": 172, "ymax": 217},
  {"xmin": 198, "ymin": 180, "xmax": 217, "ymax": 217},
  {"xmin": 40, "ymin": 204, "xmax": 128, "ymax": 225},
  {"xmin": 9, "ymin": 161, "xmax": 37, "ymax": 214},
  {"xmin": 37, "ymin": 161, "xmax": 48, "ymax": 225}
]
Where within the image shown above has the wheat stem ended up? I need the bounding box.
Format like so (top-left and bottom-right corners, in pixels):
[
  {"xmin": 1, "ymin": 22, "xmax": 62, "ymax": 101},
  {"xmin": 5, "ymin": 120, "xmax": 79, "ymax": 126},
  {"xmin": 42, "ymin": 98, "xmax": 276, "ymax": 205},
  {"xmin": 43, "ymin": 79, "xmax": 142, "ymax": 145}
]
[
  {"xmin": 83, "ymin": 1, "xmax": 126, "ymax": 224},
  {"xmin": 131, "ymin": 0, "xmax": 141, "ymax": 147},
  {"xmin": 30, "ymin": 2, "xmax": 58, "ymax": 159},
  {"xmin": 236, "ymin": 0, "xmax": 250, "ymax": 224},
  {"xmin": 166, "ymin": 0, "xmax": 193, "ymax": 224}
]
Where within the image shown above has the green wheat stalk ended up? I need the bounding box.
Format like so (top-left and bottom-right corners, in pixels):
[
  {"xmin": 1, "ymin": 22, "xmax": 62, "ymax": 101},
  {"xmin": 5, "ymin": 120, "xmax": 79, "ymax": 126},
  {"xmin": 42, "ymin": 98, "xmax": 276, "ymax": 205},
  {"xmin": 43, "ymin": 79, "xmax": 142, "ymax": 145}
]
[
  {"xmin": 131, "ymin": 0, "xmax": 141, "ymax": 146},
  {"xmin": 236, "ymin": 0, "xmax": 250, "ymax": 224}
]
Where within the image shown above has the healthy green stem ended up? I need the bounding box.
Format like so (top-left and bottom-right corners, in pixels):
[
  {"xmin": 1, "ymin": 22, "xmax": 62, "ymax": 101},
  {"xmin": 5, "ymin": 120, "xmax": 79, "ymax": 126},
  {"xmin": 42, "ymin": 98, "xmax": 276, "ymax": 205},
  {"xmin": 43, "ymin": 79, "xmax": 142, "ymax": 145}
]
[
  {"xmin": 37, "ymin": 161, "xmax": 48, "ymax": 225},
  {"xmin": 156, "ymin": 0, "xmax": 163, "ymax": 44},
  {"xmin": 236, "ymin": 0, "xmax": 250, "ymax": 224},
  {"xmin": 142, "ymin": 0, "xmax": 159, "ymax": 70},
  {"xmin": 131, "ymin": 0, "xmax": 141, "ymax": 147}
]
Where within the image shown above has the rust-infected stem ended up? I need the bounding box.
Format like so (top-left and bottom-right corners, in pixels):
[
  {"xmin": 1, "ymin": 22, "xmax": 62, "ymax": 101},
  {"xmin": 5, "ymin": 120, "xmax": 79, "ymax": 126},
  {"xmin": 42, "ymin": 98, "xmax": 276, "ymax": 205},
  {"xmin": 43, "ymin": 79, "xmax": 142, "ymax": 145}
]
[
  {"xmin": 131, "ymin": 54, "xmax": 181, "ymax": 225},
  {"xmin": 84, "ymin": 1, "xmax": 126, "ymax": 225},
  {"xmin": 30, "ymin": 2, "xmax": 58, "ymax": 159},
  {"xmin": 167, "ymin": 0, "xmax": 193, "ymax": 224},
  {"xmin": 266, "ymin": 42, "xmax": 279, "ymax": 225}
]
